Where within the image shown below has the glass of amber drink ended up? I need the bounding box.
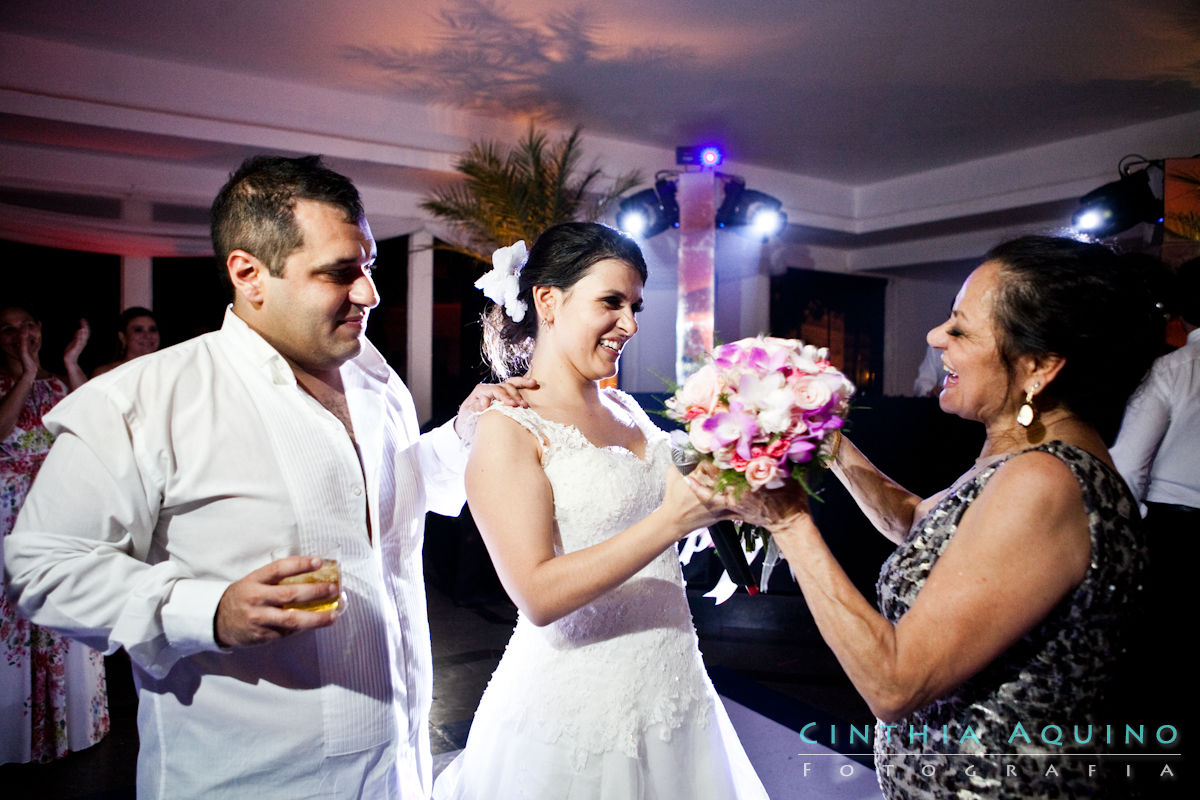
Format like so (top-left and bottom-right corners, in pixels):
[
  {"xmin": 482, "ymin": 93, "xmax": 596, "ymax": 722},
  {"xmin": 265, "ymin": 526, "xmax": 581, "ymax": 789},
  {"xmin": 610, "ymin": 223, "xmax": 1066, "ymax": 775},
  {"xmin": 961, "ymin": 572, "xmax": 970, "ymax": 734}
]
[{"xmin": 273, "ymin": 544, "xmax": 341, "ymax": 613}]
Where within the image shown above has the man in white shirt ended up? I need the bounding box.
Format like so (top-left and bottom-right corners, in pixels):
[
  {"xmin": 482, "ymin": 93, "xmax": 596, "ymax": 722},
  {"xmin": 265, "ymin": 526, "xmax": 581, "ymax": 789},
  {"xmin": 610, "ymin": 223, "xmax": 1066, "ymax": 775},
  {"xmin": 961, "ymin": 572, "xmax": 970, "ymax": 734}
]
[
  {"xmin": 5, "ymin": 155, "xmax": 530, "ymax": 798},
  {"xmin": 1111, "ymin": 257, "xmax": 1200, "ymax": 515},
  {"xmin": 1110, "ymin": 256, "xmax": 1198, "ymax": 738}
]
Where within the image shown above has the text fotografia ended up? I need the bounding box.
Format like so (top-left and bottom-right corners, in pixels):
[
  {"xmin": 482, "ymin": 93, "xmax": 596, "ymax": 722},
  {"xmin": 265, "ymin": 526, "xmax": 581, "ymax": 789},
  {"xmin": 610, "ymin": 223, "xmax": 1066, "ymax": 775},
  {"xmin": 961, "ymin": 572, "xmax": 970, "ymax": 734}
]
[
  {"xmin": 794, "ymin": 721, "xmax": 1179, "ymax": 748},
  {"xmin": 794, "ymin": 761, "xmax": 1180, "ymax": 782}
]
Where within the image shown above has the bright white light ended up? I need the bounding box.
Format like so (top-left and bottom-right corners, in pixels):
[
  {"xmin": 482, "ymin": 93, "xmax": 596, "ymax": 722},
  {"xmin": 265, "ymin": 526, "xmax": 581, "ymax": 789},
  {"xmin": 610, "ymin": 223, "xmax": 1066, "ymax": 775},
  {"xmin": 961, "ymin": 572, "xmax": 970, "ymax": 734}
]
[
  {"xmin": 700, "ymin": 147, "xmax": 722, "ymax": 166},
  {"xmin": 750, "ymin": 208, "xmax": 784, "ymax": 238},
  {"xmin": 617, "ymin": 209, "xmax": 649, "ymax": 237},
  {"xmin": 1073, "ymin": 208, "xmax": 1107, "ymax": 232}
]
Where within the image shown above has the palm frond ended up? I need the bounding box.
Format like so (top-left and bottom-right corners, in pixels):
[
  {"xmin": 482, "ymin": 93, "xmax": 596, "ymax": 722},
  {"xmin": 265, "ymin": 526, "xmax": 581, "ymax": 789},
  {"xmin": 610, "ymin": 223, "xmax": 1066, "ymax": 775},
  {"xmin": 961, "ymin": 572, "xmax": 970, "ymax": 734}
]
[{"xmin": 421, "ymin": 124, "xmax": 642, "ymax": 263}]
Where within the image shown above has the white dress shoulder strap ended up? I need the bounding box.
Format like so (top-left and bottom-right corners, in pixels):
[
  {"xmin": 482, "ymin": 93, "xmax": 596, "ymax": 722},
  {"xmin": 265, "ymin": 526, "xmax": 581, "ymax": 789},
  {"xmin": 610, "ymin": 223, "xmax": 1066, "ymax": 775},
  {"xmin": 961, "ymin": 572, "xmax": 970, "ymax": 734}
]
[{"xmin": 483, "ymin": 403, "xmax": 563, "ymax": 466}]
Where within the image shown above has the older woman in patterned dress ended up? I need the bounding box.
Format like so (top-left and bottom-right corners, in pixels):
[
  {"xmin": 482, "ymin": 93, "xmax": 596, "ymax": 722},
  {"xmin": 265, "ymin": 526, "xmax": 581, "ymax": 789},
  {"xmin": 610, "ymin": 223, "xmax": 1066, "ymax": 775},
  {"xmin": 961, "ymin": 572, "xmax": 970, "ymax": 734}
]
[
  {"xmin": 699, "ymin": 237, "xmax": 1162, "ymax": 799},
  {"xmin": 1, "ymin": 305, "xmax": 108, "ymax": 764}
]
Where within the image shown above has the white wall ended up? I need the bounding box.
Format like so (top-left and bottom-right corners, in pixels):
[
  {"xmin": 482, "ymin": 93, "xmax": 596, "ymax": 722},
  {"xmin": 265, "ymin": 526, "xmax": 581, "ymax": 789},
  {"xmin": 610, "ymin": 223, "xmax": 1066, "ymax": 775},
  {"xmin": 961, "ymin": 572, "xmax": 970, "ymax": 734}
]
[
  {"xmin": 618, "ymin": 234, "xmax": 678, "ymax": 394},
  {"xmin": 881, "ymin": 273, "xmax": 971, "ymax": 396}
]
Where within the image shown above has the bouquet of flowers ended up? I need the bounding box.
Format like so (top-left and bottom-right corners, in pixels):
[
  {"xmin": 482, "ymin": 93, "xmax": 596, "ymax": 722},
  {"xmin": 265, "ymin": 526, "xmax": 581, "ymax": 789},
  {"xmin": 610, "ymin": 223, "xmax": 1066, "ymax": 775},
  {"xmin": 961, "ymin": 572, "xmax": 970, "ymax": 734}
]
[{"xmin": 666, "ymin": 336, "xmax": 855, "ymax": 597}]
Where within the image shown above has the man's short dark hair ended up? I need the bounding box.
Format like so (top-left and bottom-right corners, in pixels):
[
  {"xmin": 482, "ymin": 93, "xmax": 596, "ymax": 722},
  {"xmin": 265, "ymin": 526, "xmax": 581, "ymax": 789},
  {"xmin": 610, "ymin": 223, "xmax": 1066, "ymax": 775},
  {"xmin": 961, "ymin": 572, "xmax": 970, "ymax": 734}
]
[{"xmin": 210, "ymin": 155, "xmax": 364, "ymax": 277}]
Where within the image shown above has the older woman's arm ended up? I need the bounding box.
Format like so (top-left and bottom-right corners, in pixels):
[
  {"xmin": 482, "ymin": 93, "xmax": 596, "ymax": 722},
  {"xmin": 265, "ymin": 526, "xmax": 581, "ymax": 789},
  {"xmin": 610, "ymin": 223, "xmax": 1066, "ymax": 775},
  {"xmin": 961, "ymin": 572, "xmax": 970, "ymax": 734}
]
[
  {"xmin": 713, "ymin": 450, "xmax": 1091, "ymax": 721},
  {"xmin": 0, "ymin": 368, "xmax": 37, "ymax": 441},
  {"xmin": 829, "ymin": 436, "xmax": 923, "ymax": 544},
  {"xmin": 0, "ymin": 332, "xmax": 41, "ymax": 440}
]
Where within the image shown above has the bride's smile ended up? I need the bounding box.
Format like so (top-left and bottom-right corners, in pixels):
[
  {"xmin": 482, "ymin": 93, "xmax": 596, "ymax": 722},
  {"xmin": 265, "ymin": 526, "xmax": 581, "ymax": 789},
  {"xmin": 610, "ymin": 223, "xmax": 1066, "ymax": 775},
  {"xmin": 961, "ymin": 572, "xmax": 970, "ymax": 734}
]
[{"xmin": 532, "ymin": 257, "xmax": 644, "ymax": 383}]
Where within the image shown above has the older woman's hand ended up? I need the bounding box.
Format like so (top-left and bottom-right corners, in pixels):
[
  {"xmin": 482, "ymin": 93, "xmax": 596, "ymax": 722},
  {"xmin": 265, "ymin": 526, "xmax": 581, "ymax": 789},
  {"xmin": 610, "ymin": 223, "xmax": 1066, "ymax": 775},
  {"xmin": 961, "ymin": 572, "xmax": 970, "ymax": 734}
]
[{"xmin": 687, "ymin": 462, "xmax": 811, "ymax": 533}]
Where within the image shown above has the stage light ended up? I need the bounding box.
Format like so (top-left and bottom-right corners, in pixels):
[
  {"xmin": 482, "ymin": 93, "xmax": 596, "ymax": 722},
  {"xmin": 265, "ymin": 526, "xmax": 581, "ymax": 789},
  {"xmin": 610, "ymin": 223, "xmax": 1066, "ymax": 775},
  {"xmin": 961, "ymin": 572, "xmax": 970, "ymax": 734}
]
[
  {"xmin": 749, "ymin": 206, "xmax": 786, "ymax": 238},
  {"xmin": 676, "ymin": 145, "xmax": 723, "ymax": 167},
  {"xmin": 1073, "ymin": 209, "xmax": 1106, "ymax": 233},
  {"xmin": 655, "ymin": 175, "xmax": 680, "ymax": 228},
  {"xmin": 616, "ymin": 202, "xmax": 652, "ymax": 237},
  {"xmin": 714, "ymin": 177, "xmax": 745, "ymax": 229},
  {"xmin": 616, "ymin": 178, "xmax": 679, "ymax": 238},
  {"xmin": 715, "ymin": 183, "xmax": 787, "ymax": 240},
  {"xmin": 1071, "ymin": 168, "xmax": 1161, "ymax": 238},
  {"xmin": 618, "ymin": 169, "xmax": 786, "ymax": 240}
]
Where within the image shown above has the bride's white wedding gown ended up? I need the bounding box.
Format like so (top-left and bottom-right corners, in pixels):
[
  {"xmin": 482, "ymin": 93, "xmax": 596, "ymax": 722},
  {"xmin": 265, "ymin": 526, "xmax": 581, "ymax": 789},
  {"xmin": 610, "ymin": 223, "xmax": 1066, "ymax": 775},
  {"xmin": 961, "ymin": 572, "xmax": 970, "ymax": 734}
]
[{"xmin": 433, "ymin": 390, "xmax": 768, "ymax": 800}]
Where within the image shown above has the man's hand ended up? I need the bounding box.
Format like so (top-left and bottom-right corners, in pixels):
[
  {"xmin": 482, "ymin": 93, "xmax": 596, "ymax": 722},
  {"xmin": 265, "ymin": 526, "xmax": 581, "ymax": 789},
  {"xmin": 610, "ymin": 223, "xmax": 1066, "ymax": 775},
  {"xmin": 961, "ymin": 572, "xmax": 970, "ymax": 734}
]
[
  {"xmin": 454, "ymin": 376, "xmax": 539, "ymax": 440},
  {"xmin": 213, "ymin": 557, "xmax": 339, "ymax": 648}
]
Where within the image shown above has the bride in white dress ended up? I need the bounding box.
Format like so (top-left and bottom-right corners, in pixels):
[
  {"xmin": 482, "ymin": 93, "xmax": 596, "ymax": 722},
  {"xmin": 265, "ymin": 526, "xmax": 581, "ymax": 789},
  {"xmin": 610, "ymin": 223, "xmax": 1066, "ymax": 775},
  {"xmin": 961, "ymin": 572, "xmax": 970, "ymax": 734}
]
[{"xmin": 433, "ymin": 223, "xmax": 768, "ymax": 800}]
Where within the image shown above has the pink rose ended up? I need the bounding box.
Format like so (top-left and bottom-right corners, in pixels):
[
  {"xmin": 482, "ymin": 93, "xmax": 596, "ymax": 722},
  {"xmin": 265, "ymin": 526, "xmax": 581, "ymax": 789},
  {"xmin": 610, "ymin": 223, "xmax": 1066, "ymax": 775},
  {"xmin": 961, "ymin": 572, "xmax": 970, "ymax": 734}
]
[
  {"xmin": 676, "ymin": 364, "xmax": 723, "ymax": 416},
  {"xmin": 764, "ymin": 437, "xmax": 790, "ymax": 459},
  {"xmin": 744, "ymin": 456, "xmax": 783, "ymax": 490}
]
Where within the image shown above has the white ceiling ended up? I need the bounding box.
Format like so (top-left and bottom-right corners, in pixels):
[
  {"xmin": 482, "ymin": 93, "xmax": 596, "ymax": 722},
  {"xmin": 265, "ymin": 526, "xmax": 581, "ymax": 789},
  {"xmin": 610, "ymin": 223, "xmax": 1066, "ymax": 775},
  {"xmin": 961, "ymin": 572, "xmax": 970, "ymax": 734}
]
[{"xmin": 1, "ymin": 0, "xmax": 1199, "ymax": 267}]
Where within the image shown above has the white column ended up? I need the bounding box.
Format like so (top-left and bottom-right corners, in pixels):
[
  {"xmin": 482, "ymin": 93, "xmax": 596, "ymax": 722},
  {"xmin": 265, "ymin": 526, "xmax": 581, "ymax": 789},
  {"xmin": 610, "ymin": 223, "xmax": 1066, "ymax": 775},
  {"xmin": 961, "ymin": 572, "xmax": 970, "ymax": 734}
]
[
  {"xmin": 120, "ymin": 256, "xmax": 153, "ymax": 310},
  {"xmin": 407, "ymin": 231, "xmax": 434, "ymax": 424},
  {"xmin": 121, "ymin": 199, "xmax": 153, "ymax": 310},
  {"xmin": 675, "ymin": 170, "xmax": 717, "ymax": 384}
]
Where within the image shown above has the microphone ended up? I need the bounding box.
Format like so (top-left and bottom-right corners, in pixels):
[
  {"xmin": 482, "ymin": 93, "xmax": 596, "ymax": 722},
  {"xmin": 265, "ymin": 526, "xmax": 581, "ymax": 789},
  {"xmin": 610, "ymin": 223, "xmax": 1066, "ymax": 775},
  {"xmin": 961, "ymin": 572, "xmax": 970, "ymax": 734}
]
[
  {"xmin": 671, "ymin": 444, "xmax": 699, "ymax": 475},
  {"xmin": 671, "ymin": 443, "xmax": 758, "ymax": 594}
]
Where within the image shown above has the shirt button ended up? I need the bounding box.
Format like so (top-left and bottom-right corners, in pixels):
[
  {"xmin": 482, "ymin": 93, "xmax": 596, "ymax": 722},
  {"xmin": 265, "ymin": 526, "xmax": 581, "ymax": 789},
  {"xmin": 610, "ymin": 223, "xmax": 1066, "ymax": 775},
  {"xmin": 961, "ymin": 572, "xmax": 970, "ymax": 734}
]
[{"xmin": 352, "ymin": 486, "xmax": 363, "ymax": 496}]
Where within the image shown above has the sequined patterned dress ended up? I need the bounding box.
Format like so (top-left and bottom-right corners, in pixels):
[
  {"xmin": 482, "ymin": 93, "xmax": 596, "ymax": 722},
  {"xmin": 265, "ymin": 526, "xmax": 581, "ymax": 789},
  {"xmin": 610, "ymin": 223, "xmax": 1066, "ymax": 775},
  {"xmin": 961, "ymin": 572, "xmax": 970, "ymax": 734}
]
[
  {"xmin": 1, "ymin": 375, "xmax": 109, "ymax": 764},
  {"xmin": 875, "ymin": 442, "xmax": 1145, "ymax": 799},
  {"xmin": 433, "ymin": 390, "xmax": 767, "ymax": 800}
]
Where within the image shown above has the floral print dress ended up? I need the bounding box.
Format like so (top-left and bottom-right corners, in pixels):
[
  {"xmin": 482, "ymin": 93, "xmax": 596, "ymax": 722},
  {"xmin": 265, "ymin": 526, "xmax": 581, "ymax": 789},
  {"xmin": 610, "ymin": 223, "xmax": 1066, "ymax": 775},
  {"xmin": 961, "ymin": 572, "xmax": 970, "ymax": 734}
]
[{"xmin": 1, "ymin": 374, "xmax": 109, "ymax": 764}]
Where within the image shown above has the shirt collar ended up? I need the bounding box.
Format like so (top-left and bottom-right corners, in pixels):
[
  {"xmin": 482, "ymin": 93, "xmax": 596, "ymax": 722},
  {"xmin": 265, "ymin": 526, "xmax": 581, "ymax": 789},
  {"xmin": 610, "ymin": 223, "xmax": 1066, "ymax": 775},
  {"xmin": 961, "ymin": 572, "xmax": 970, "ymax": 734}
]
[
  {"xmin": 219, "ymin": 306, "xmax": 391, "ymax": 387},
  {"xmin": 1187, "ymin": 327, "xmax": 1200, "ymax": 346}
]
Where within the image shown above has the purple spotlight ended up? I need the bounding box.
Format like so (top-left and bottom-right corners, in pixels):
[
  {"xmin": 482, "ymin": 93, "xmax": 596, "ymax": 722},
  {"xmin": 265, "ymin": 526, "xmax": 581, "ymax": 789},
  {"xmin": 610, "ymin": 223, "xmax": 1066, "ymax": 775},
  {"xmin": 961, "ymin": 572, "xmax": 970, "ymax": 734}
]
[{"xmin": 675, "ymin": 145, "xmax": 724, "ymax": 167}]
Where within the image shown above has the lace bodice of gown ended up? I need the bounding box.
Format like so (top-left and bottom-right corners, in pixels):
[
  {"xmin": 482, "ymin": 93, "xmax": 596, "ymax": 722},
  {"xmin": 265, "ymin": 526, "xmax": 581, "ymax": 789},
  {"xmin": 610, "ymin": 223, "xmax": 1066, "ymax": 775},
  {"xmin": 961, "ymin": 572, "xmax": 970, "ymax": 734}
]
[
  {"xmin": 874, "ymin": 441, "xmax": 1146, "ymax": 799},
  {"xmin": 477, "ymin": 390, "xmax": 712, "ymax": 768}
]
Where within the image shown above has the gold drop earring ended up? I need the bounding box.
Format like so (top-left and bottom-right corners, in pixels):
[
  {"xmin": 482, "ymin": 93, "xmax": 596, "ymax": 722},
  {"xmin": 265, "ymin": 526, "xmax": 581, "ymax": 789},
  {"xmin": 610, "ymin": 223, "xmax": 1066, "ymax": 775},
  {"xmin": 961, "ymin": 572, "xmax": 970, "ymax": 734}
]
[{"xmin": 1016, "ymin": 382, "xmax": 1039, "ymax": 427}]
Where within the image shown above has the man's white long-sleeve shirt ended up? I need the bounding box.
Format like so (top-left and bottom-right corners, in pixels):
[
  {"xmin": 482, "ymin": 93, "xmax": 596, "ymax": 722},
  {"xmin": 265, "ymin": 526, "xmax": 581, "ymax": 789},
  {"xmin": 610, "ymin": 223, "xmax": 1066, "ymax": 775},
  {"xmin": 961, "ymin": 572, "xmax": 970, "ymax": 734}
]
[
  {"xmin": 1111, "ymin": 327, "xmax": 1200, "ymax": 509},
  {"xmin": 5, "ymin": 309, "xmax": 467, "ymax": 798}
]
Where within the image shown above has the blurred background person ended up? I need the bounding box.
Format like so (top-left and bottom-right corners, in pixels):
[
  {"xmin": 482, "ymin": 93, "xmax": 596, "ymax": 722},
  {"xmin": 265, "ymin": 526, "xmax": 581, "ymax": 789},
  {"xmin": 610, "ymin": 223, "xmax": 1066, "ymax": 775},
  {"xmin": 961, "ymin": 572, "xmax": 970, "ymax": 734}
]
[
  {"xmin": 912, "ymin": 343, "xmax": 944, "ymax": 397},
  {"xmin": 1113, "ymin": 256, "xmax": 1200, "ymax": 513},
  {"xmin": 1110, "ymin": 254, "xmax": 1199, "ymax": 738},
  {"xmin": 700, "ymin": 237, "xmax": 1161, "ymax": 799},
  {"xmin": 91, "ymin": 306, "xmax": 160, "ymax": 377},
  {"xmin": 1, "ymin": 305, "xmax": 107, "ymax": 764}
]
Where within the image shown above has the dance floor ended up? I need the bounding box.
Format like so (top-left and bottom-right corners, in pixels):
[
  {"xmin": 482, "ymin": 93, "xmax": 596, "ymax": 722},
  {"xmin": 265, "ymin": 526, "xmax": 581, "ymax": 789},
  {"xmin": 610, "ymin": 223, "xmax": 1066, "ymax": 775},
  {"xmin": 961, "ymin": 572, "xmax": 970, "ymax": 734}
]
[
  {"xmin": 721, "ymin": 694, "xmax": 883, "ymax": 799},
  {"xmin": 431, "ymin": 676, "xmax": 884, "ymax": 799},
  {"xmin": 2, "ymin": 583, "xmax": 880, "ymax": 799}
]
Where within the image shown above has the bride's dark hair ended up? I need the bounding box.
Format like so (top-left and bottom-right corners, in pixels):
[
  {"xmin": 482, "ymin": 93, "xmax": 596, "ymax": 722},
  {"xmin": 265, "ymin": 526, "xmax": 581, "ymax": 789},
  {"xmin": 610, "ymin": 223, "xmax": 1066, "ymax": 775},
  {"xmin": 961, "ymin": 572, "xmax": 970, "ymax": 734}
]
[{"xmin": 482, "ymin": 222, "xmax": 648, "ymax": 379}]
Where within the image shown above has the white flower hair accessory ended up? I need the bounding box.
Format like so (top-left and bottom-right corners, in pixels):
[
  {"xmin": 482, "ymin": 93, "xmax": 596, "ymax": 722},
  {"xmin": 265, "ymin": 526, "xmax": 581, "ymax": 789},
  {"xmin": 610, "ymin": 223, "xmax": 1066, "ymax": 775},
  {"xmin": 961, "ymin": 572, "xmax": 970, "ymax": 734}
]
[{"xmin": 474, "ymin": 240, "xmax": 529, "ymax": 322}]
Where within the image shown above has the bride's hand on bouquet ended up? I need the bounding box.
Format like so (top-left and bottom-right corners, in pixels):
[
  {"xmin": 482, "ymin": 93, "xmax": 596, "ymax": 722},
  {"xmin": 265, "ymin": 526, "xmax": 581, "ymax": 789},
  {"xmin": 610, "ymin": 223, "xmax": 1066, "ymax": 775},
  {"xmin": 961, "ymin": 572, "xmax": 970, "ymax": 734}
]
[
  {"xmin": 686, "ymin": 462, "xmax": 811, "ymax": 533},
  {"xmin": 659, "ymin": 467, "xmax": 733, "ymax": 540}
]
